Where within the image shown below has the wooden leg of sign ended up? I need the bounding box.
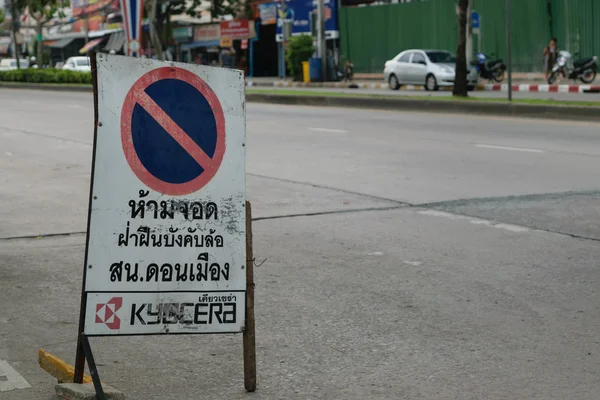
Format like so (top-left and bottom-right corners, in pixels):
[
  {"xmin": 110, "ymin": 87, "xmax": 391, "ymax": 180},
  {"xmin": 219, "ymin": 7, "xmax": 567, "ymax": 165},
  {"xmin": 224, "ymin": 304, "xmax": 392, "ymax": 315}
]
[{"xmin": 243, "ymin": 201, "xmax": 257, "ymax": 392}]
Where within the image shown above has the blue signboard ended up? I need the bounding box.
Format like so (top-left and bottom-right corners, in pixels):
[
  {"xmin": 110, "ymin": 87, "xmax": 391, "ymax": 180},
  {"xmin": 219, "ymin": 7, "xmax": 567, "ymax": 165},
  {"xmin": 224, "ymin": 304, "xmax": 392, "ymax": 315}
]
[
  {"xmin": 471, "ymin": 10, "xmax": 480, "ymax": 29},
  {"xmin": 276, "ymin": 0, "xmax": 339, "ymax": 42}
]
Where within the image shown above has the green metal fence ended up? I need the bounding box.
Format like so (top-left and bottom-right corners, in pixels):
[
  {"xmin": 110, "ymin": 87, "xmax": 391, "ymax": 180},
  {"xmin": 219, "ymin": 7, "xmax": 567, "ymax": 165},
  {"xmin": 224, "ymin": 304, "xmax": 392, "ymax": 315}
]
[{"xmin": 340, "ymin": 0, "xmax": 600, "ymax": 74}]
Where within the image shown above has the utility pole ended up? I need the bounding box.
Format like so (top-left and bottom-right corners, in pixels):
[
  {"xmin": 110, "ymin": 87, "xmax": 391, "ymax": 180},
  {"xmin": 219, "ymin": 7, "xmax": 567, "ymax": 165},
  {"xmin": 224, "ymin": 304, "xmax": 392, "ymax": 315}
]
[
  {"xmin": 317, "ymin": 0, "xmax": 326, "ymax": 81},
  {"xmin": 506, "ymin": 0, "xmax": 512, "ymax": 101}
]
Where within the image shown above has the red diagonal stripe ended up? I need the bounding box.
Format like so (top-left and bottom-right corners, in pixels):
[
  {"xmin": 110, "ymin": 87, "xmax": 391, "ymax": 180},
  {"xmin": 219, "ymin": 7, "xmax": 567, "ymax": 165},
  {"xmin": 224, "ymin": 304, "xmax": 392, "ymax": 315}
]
[{"xmin": 134, "ymin": 90, "xmax": 216, "ymax": 173}]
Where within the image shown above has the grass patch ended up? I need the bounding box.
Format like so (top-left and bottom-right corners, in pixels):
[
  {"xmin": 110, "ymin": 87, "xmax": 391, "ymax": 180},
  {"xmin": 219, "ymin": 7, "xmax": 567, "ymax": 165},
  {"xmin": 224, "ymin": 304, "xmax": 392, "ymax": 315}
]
[
  {"xmin": 247, "ymin": 88, "xmax": 600, "ymax": 107},
  {"xmin": 0, "ymin": 81, "xmax": 91, "ymax": 89}
]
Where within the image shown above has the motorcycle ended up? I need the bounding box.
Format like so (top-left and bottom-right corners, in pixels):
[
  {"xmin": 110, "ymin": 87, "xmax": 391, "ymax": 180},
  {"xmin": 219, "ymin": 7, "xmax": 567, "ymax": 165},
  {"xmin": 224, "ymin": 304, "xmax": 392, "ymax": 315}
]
[
  {"xmin": 548, "ymin": 50, "xmax": 597, "ymax": 84},
  {"xmin": 473, "ymin": 53, "xmax": 506, "ymax": 82}
]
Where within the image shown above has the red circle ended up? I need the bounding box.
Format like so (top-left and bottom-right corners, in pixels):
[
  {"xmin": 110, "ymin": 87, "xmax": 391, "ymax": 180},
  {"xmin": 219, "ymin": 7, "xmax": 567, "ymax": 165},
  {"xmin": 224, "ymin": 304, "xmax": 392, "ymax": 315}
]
[{"xmin": 120, "ymin": 67, "xmax": 226, "ymax": 196}]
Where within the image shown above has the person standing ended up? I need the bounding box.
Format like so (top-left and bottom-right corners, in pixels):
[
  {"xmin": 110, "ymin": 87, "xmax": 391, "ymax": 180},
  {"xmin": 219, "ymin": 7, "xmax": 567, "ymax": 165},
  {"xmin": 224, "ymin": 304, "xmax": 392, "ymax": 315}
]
[
  {"xmin": 344, "ymin": 60, "xmax": 354, "ymax": 82},
  {"xmin": 544, "ymin": 37, "xmax": 558, "ymax": 82}
]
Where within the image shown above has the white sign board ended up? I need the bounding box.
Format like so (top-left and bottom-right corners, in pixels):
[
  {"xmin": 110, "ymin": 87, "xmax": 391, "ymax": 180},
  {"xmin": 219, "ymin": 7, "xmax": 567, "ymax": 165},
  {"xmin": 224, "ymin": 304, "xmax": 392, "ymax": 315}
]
[{"xmin": 82, "ymin": 54, "xmax": 246, "ymax": 336}]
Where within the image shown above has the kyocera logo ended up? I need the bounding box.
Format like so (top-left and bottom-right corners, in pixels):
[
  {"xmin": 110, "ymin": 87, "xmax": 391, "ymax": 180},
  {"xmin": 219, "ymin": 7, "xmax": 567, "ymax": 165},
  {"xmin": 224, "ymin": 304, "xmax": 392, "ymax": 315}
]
[
  {"xmin": 95, "ymin": 297, "xmax": 123, "ymax": 330},
  {"xmin": 130, "ymin": 301, "xmax": 236, "ymax": 325}
]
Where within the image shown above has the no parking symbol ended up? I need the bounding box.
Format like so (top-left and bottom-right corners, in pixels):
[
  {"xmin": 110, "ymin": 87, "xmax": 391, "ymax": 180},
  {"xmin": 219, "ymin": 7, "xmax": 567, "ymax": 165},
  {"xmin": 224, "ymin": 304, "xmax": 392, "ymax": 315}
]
[{"xmin": 121, "ymin": 67, "xmax": 226, "ymax": 196}]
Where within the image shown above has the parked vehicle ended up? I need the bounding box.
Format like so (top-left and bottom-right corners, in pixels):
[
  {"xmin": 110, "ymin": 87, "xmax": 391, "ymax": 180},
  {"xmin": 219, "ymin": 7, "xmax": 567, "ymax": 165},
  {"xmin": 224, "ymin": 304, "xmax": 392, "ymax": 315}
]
[
  {"xmin": 473, "ymin": 53, "xmax": 506, "ymax": 82},
  {"xmin": 62, "ymin": 56, "xmax": 91, "ymax": 72},
  {"xmin": 384, "ymin": 49, "xmax": 479, "ymax": 91},
  {"xmin": 548, "ymin": 51, "xmax": 597, "ymax": 84},
  {"xmin": 0, "ymin": 59, "xmax": 30, "ymax": 71}
]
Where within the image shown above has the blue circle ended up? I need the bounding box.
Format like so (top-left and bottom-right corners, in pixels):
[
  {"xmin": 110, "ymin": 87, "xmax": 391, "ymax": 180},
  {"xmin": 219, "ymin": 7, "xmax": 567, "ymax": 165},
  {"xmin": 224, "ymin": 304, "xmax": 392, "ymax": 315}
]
[{"xmin": 131, "ymin": 78, "xmax": 217, "ymax": 184}]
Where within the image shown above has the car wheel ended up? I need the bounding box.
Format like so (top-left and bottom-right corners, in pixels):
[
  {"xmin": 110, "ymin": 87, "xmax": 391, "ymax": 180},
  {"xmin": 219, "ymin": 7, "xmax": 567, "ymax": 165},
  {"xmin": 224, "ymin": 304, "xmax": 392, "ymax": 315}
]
[
  {"xmin": 467, "ymin": 85, "xmax": 476, "ymax": 91},
  {"xmin": 389, "ymin": 74, "xmax": 400, "ymax": 91},
  {"xmin": 425, "ymin": 74, "xmax": 438, "ymax": 91}
]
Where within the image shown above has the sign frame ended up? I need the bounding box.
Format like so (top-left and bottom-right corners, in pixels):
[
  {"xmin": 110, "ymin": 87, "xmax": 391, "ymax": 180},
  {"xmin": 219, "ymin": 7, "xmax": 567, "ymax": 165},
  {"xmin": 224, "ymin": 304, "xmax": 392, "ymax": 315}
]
[{"xmin": 73, "ymin": 53, "xmax": 256, "ymax": 394}]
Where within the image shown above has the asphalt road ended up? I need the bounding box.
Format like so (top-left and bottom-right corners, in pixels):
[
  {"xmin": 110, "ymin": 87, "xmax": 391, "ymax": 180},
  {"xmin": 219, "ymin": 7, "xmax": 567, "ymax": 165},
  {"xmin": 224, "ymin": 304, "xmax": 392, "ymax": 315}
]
[
  {"xmin": 1, "ymin": 88, "xmax": 599, "ymax": 399},
  {"xmin": 259, "ymin": 84, "xmax": 600, "ymax": 102}
]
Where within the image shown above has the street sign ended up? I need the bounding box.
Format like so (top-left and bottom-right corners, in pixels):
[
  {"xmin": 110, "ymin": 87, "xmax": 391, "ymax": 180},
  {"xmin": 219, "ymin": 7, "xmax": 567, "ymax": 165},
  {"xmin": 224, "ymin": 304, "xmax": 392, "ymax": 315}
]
[
  {"xmin": 81, "ymin": 54, "xmax": 246, "ymax": 336},
  {"xmin": 472, "ymin": 10, "xmax": 481, "ymax": 31}
]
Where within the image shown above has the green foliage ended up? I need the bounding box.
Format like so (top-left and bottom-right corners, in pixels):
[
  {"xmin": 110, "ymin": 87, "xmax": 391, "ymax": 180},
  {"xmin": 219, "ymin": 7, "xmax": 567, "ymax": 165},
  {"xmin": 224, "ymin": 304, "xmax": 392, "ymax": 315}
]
[
  {"xmin": 23, "ymin": 0, "xmax": 67, "ymax": 22},
  {"xmin": 285, "ymin": 35, "xmax": 314, "ymax": 80},
  {"xmin": 210, "ymin": 0, "xmax": 247, "ymax": 19},
  {"xmin": 0, "ymin": 9, "xmax": 5, "ymax": 24},
  {"xmin": 0, "ymin": 69, "xmax": 91, "ymax": 84}
]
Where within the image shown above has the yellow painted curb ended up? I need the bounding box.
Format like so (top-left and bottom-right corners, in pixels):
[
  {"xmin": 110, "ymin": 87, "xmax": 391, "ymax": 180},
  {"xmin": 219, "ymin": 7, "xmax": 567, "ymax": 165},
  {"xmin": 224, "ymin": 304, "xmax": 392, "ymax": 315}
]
[{"xmin": 38, "ymin": 349, "xmax": 94, "ymax": 384}]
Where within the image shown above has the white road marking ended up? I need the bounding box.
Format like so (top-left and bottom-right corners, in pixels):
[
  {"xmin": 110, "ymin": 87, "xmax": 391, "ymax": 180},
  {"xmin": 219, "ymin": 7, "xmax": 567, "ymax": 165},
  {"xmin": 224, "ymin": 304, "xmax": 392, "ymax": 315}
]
[
  {"xmin": 493, "ymin": 223, "xmax": 530, "ymax": 233},
  {"xmin": 418, "ymin": 210, "xmax": 530, "ymax": 233},
  {"xmin": 403, "ymin": 260, "xmax": 422, "ymax": 266},
  {"xmin": 308, "ymin": 127, "xmax": 348, "ymax": 133},
  {"xmin": 0, "ymin": 360, "xmax": 31, "ymax": 392},
  {"xmin": 475, "ymin": 144, "xmax": 545, "ymax": 153}
]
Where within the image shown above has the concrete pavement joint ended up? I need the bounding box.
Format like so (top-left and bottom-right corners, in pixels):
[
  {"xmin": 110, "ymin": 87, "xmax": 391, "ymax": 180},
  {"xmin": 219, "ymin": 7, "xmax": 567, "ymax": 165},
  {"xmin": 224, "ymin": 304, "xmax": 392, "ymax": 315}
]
[
  {"xmin": 253, "ymin": 205, "xmax": 405, "ymax": 222},
  {"xmin": 0, "ymin": 231, "xmax": 87, "ymax": 241},
  {"xmin": 416, "ymin": 206, "xmax": 600, "ymax": 243},
  {"xmin": 417, "ymin": 189, "xmax": 600, "ymax": 209},
  {"xmin": 248, "ymin": 173, "xmax": 410, "ymax": 205},
  {"xmin": 0, "ymin": 125, "xmax": 92, "ymax": 146}
]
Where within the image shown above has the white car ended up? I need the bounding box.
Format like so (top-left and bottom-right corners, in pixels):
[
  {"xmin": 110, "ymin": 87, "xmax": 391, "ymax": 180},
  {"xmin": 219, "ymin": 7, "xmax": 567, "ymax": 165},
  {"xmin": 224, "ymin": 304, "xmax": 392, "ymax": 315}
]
[
  {"xmin": 383, "ymin": 49, "xmax": 479, "ymax": 91},
  {"xmin": 0, "ymin": 59, "xmax": 30, "ymax": 71},
  {"xmin": 63, "ymin": 56, "xmax": 91, "ymax": 72}
]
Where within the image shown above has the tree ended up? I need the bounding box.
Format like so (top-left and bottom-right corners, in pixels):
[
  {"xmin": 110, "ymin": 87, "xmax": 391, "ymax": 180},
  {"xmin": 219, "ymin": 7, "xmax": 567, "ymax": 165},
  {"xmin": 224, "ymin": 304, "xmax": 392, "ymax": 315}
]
[
  {"xmin": 26, "ymin": 0, "xmax": 66, "ymax": 65},
  {"xmin": 453, "ymin": 0, "xmax": 469, "ymax": 97},
  {"xmin": 9, "ymin": 0, "xmax": 26, "ymax": 68},
  {"xmin": 145, "ymin": 0, "xmax": 164, "ymax": 60},
  {"xmin": 0, "ymin": 9, "xmax": 5, "ymax": 24},
  {"xmin": 145, "ymin": 0, "xmax": 249, "ymax": 61}
]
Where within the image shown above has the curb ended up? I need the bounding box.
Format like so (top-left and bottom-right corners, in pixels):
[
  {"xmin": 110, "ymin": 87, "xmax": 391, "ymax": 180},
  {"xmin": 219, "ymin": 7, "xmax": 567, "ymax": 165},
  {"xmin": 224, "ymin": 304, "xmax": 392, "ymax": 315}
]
[
  {"xmin": 2, "ymin": 82, "xmax": 598, "ymax": 122},
  {"xmin": 247, "ymin": 80, "xmax": 600, "ymax": 94},
  {"xmin": 3, "ymin": 81, "xmax": 599, "ymax": 94},
  {"xmin": 245, "ymin": 93, "xmax": 600, "ymax": 122},
  {"xmin": 38, "ymin": 349, "xmax": 94, "ymax": 384},
  {"xmin": 0, "ymin": 82, "xmax": 92, "ymax": 92},
  {"xmin": 481, "ymin": 83, "xmax": 600, "ymax": 93}
]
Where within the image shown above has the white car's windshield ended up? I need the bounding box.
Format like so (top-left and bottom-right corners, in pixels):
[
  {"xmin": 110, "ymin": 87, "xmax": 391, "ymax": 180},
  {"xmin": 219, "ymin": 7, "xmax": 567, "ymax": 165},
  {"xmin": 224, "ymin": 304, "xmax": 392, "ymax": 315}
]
[
  {"xmin": 9, "ymin": 60, "xmax": 28, "ymax": 67},
  {"xmin": 77, "ymin": 59, "xmax": 90, "ymax": 66},
  {"xmin": 426, "ymin": 51, "xmax": 456, "ymax": 63}
]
